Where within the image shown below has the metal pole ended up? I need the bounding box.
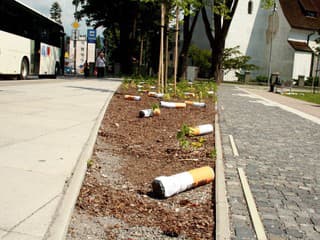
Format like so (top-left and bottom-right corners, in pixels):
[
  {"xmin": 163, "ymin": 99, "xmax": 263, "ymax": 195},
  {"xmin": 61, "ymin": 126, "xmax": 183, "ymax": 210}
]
[
  {"xmin": 173, "ymin": 5, "xmax": 179, "ymax": 96},
  {"xmin": 267, "ymin": 3, "xmax": 276, "ymax": 89},
  {"xmin": 73, "ymin": 30, "xmax": 77, "ymax": 75}
]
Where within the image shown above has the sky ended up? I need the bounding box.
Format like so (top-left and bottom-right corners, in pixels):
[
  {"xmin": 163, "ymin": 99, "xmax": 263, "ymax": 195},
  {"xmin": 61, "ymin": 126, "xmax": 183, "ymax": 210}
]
[{"xmin": 18, "ymin": 0, "xmax": 92, "ymax": 36}]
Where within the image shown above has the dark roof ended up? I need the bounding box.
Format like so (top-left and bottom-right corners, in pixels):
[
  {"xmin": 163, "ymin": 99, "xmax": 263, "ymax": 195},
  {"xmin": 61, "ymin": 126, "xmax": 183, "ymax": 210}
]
[
  {"xmin": 288, "ymin": 40, "xmax": 313, "ymax": 52},
  {"xmin": 279, "ymin": 0, "xmax": 320, "ymax": 30}
]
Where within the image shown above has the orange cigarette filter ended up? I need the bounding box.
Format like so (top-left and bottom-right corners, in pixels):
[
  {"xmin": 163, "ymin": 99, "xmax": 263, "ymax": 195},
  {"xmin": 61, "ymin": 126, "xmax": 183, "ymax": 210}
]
[
  {"xmin": 189, "ymin": 127, "xmax": 200, "ymax": 136},
  {"xmin": 153, "ymin": 108, "xmax": 161, "ymax": 116},
  {"xmin": 188, "ymin": 166, "xmax": 214, "ymax": 187}
]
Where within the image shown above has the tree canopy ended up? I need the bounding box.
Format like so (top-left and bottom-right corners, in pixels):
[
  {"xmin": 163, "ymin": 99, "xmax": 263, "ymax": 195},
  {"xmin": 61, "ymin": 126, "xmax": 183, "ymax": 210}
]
[{"xmin": 50, "ymin": 2, "xmax": 62, "ymax": 24}]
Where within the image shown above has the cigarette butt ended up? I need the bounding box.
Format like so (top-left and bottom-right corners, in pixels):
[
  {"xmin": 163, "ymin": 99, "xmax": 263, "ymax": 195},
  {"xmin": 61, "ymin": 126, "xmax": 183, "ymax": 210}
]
[
  {"xmin": 152, "ymin": 166, "xmax": 214, "ymax": 198},
  {"xmin": 189, "ymin": 124, "xmax": 213, "ymax": 136},
  {"xmin": 185, "ymin": 101, "xmax": 206, "ymax": 107},
  {"xmin": 160, "ymin": 101, "xmax": 186, "ymax": 108},
  {"xmin": 124, "ymin": 95, "xmax": 141, "ymax": 101}
]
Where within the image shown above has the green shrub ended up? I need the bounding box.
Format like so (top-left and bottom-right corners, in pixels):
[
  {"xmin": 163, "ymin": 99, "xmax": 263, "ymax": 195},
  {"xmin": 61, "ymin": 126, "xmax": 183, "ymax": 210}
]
[
  {"xmin": 305, "ymin": 77, "xmax": 319, "ymax": 86},
  {"xmin": 255, "ymin": 75, "xmax": 268, "ymax": 83}
]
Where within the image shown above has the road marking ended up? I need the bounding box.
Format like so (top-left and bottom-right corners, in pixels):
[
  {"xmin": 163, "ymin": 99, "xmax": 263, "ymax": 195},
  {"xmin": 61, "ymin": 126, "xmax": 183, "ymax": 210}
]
[
  {"xmin": 229, "ymin": 135, "xmax": 239, "ymax": 157},
  {"xmin": 240, "ymin": 88, "xmax": 320, "ymax": 125},
  {"xmin": 249, "ymin": 100, "xmax": 277, "ymax": 107},
  {"xmin": 238, "ymin": 168, "xmax": 267, "ymax": 240}
]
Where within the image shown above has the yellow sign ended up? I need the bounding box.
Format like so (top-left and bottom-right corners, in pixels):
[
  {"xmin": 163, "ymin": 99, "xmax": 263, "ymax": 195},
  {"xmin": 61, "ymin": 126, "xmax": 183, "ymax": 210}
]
[{"xmin": 72, "ymin": 21, "xmax": 80, "ymax": 29}]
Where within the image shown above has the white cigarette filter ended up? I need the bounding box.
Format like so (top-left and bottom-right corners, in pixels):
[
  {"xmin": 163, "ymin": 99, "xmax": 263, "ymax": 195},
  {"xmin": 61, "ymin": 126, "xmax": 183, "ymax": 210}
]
[
  {"xmin": 124, "ymin": 95, "xmax": 141, "ymax": 101},
  {"xmin": 139, "ymin": 109, "xmax": 153, "ymax": 118},
  {"xmin": 185, "ymin": 101, "xmax": 206, "ymax": 108},
  {"xmin": 152, "ymin": 166, "xmax": 214, "ymax": 198},
  {"xmin": 207, "ymin": 91, "xmax": 214, "ymax": 95},
  {"xmin": 148, "ymin": 92, "xmax": 164, "ymax": 98},
  {"xmin": 189, "ymin": 124, "xmax": 213, "ymax": 136},
  {"xmin": 160, "ymin": 101, "xmax": 186, "ymax": 108}
]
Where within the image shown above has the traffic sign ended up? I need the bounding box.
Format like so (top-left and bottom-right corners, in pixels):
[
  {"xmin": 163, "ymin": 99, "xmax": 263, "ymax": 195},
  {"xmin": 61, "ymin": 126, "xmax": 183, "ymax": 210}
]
[
  {"xmin": 72, "ymin": 21, "xmax": 80, "ymax": 29},
  {"xmin": 87, "ymin": 29, "xmax": 96, "ymax": 43}
]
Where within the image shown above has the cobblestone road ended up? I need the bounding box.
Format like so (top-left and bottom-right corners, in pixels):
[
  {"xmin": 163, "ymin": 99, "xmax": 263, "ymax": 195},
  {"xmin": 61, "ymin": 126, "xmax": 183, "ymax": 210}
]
[{"xmin": 218, "ymin": 85, "xmax": 320, "ymax": 240}]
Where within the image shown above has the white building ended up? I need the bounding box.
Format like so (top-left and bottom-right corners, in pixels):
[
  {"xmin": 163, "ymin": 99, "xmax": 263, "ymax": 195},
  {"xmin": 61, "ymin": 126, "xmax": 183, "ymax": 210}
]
[
  {"xmin": 69, "ymin": 34, "xmax": 96, "ymax": 73},
  {"xmin": 224, "ymin": 0, "xmax": 320, "ymax": 81}
]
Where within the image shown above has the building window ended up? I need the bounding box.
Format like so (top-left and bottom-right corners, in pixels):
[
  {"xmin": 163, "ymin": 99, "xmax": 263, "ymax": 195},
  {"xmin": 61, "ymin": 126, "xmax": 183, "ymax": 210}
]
[{"xmin": 248, "ymin": 0, "xmax": 253, "ymax": 14}]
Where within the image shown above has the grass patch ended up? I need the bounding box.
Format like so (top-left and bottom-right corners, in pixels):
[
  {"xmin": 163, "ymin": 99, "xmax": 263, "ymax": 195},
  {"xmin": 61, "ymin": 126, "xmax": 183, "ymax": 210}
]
[{"xmin": 284, "ymin": 92, "xmax": 320, "ymax": 105}]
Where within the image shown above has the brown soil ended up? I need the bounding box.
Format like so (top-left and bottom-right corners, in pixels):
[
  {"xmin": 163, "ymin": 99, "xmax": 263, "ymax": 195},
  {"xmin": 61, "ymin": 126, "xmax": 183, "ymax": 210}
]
[{"xmin": 68, "ymin": 84, "xmax": 216, "ymax": 239}]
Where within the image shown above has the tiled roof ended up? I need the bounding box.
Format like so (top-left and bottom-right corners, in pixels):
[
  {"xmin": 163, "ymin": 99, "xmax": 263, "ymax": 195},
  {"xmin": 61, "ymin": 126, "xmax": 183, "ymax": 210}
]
[
  {"xmin": 279, "ymin": 0, "xmax": 320, "ymax": 30},
  {"xmin": 288, "ymin": 40, "xmax": 313, "ymax": 52}
]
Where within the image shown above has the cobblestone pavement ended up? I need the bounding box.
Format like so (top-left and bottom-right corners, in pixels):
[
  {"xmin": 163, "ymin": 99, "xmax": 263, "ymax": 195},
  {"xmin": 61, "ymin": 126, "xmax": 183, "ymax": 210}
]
[{"xmin": 218, "ymin": 85, "xmax": 320, "ymax": 240}]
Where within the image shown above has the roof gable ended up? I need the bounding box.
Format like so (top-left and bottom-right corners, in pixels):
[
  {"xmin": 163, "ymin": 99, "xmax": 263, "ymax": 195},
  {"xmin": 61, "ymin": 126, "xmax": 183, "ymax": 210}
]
[{"xmin": 279, "ymin": 0, "xmax": 320, "ymax": 30}]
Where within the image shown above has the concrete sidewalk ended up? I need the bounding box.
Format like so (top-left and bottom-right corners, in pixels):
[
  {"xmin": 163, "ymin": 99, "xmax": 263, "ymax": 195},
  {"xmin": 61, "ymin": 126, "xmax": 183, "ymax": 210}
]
[
  {"xmin": 0, "ymin": 78, "xmax": 121, "ymax": 240},
  {"xmin": 218, "ymin": 84, "xmax": 320, "ymax": 239}
]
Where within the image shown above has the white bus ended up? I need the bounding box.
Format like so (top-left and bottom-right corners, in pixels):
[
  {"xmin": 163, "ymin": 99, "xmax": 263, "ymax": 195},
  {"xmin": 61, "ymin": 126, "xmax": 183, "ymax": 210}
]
[{"xmin": 0, "ymin": 0, "xmax": 65, "ymax": 79}]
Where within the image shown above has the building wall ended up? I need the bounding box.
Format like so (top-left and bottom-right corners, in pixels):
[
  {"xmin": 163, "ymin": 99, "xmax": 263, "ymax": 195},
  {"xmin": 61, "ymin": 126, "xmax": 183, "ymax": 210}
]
[
  {"xmin": 69, "ymin": 35, "xmax": 96, "ymax": 73},
  {"xmin": 224, "ymin": 0, "xmax": 296, "ymax": 81}
]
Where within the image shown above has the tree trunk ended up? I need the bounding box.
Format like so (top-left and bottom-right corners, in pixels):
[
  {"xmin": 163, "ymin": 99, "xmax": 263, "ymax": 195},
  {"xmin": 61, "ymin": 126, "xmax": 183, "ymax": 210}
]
[
  {"xmin": 177, "ymin": 8, "xmax": 200, "ymax": 81},
  {"xmin": 201, "ymin": 1, "xmax": 239, "ymax": 83}
]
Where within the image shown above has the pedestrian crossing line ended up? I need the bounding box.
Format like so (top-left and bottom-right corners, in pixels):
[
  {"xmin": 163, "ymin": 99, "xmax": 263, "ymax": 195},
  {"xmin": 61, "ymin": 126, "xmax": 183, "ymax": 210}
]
[
  {"xmin": 238, "ymin": 168, "xmax": 268, "ymax": 240},
  {"xmin": 228, "ymin": 135, "xmax": 239, "ymax": 157}
]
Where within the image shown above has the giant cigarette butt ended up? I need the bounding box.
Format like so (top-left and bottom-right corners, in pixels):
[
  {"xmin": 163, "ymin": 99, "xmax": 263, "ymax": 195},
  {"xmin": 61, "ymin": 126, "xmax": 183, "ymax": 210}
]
[
  {"xmin": 185, "ymin": 101, "xmax": 206, "ymax": 107},
  {"xmin": 189, "ymin": 124, "xmax": 213, "ymax": 136},
  {"xmin": 152, "ymin": 166, "xmax": 214, "ymax": 198},
  {"xmin": 160, "ymin": 101, "xmax": 186, "ymax": 108},
  {"xmin": 124, "ymin": 95, "xmax": 141, "ymax": 101}
]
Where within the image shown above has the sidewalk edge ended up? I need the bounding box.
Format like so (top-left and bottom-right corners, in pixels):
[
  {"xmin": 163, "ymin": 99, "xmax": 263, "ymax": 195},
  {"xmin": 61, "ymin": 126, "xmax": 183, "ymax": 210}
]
[
  {"xmin": 45, "ymin": 91, "xmax": 116, "ymax": 240},
  {"xmin": 215, "ymin": 107, "xmax": 231, "ymax": 240}
]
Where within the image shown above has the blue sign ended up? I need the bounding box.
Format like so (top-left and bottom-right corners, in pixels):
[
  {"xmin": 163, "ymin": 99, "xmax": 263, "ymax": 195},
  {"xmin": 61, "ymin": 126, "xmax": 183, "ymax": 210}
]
[{"xmin": 87, "ymin": 29, "xmax": 96, "ymax": 43}]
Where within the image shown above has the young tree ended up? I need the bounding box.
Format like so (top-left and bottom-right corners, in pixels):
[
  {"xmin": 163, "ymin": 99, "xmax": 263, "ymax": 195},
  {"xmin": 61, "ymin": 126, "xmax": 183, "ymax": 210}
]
[{"xmin": 50, "ymin": 2, "xmax": 62, "ymax": 24}]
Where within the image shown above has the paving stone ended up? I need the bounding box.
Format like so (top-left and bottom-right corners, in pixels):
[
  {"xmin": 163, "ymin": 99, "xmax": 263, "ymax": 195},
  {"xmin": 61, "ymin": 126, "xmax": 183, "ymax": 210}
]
[
  {"xmin": 286, "ymin": 228, "xmax": 304, "ymax": 238},
  {"xmin": 234, "ymin": 226, "xmax": 256, "ymax": 239},
  {"xmin": 218, "ymin": 86, "xmax": 320, "ymax": 240}
]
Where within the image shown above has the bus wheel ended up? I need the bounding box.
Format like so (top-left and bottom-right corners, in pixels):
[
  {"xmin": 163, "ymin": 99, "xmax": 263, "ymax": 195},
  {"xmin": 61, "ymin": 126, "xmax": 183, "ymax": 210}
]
[{"xmin": 19, "ymin": 58, "xmax": 29, "ymax": 80}]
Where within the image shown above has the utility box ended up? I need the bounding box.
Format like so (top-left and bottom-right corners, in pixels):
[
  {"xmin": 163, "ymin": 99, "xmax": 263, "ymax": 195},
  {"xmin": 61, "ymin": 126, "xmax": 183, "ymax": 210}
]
[
  {"xmin": 186, "ymin": 66, "xmax": 199, "ymax": 82},
  {"xmin": 298, "ymin": 75, "xmax": 305, "ymax": 87},
  {"xmin": 244, "ymin": 71, "xmax": 251, "ymax": 84}
]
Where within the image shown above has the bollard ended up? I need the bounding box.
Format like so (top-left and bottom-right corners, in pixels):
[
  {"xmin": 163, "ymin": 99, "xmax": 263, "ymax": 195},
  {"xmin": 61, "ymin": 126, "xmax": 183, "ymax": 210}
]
[
  {"xmin": 189, "ymin": 124, "xmax": 213, "ymax": 136},
  {"xmin": 160, "ymin": 101, "xmax": 186, "ymax": 108},
  {"xmin": 185, "ymin": 101, "xmax": 206, "ymax": 108},
  {"xmin": 152, "ymin": 166, "xmax": 214, "ymax": 198},
  {"xmin": 124, "ymin": 95, "xmax": 141, "ymax": 101}
]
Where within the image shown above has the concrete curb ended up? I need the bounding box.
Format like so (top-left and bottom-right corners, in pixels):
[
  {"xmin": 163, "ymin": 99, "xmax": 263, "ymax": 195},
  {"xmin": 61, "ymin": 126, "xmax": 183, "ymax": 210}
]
[
  {"xmin": 215, "ymin": 107, "xmax": 231, "ymax": 240},
  {"xmin": 44, "ymin": 89, "xmax": 117, "ymax": 240}
]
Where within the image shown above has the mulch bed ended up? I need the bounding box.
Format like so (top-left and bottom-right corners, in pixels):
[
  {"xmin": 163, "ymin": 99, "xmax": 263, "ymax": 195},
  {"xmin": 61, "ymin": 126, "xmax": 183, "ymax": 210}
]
[{"xmin": 68, "ymin": 83, "xmax": 216, "ymax": 239}]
